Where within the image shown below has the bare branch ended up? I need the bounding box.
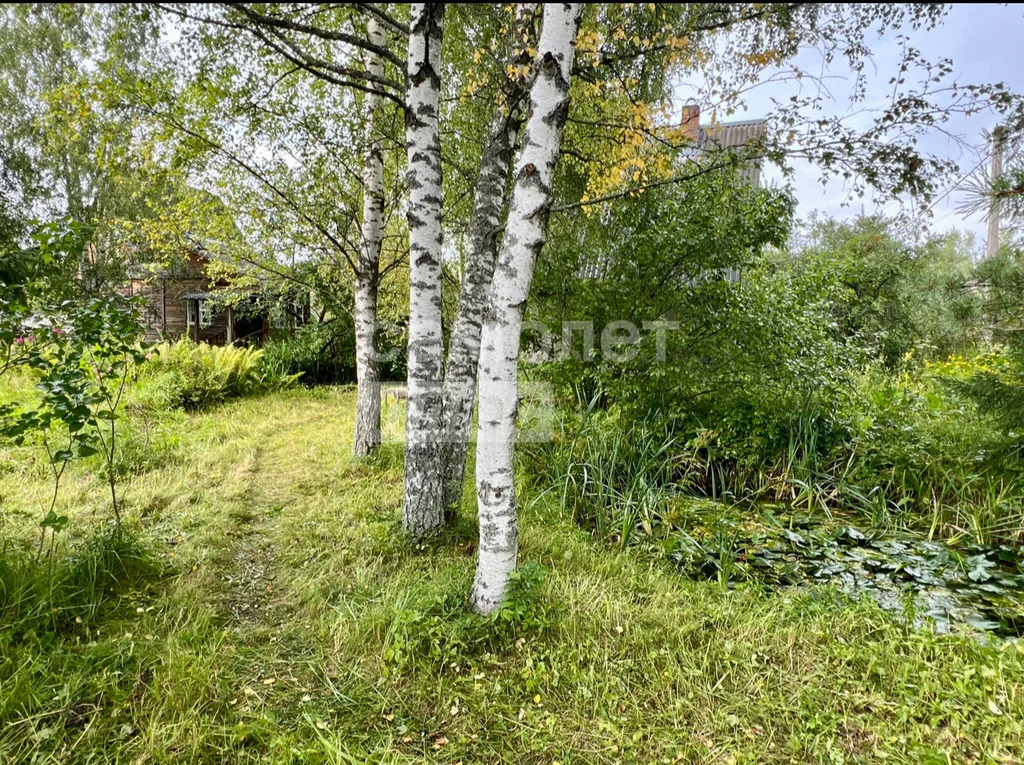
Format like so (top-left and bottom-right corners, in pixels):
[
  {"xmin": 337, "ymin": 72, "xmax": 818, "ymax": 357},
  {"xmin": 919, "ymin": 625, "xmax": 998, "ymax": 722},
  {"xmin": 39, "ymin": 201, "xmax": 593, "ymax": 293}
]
[
  {"xmin": 240, "ymin": 22, "xmax": 405, "ymax": 107},
  {"xmin": 353, "ymin": 2, "xmax": 409, "ymax": 36},
  {"xmin": 139, "ymin": 103, "xmax": 360, "ymax": 274},
  {"xmin": 222, "ymin": 2, "xmax": 405, "ymax": 70}
]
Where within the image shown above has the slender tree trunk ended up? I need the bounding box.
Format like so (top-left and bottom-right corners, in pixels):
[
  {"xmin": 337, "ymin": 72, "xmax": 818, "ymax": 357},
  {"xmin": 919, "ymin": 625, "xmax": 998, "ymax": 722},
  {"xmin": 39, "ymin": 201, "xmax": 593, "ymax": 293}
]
[
  {"xmin": 353, "ymin": 16, "xmax": 387, "ymax": 457},
  {"xmin": 441, "ymin": 3, "xmax": 538, "ymax": 518},
  {"xmin": 471, "ymin": 3, "xmax": 582, "ymax": 614},
  {"xmin": 403, "ymin": 2, "xmax": 446, "ymax": 536}
]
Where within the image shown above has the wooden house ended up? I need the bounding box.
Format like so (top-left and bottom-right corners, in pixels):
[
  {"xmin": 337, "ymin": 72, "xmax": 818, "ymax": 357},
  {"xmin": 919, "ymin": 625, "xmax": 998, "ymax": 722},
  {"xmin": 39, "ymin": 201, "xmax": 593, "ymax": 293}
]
[{"xmin": 125, "ymin": 250, "xmax": 308, "ymax": 346}]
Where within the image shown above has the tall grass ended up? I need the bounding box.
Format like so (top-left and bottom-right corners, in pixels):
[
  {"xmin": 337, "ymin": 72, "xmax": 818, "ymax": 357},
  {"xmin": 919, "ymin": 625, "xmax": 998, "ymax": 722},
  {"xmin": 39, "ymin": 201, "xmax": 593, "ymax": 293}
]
[
  {"xmin": 524, "ymin": 404, "xmax": 691, "ymax": 549},
  {"xmin": 4, "ymin": 388, "xmax": 1024, "ymax": 763},
  {"xmin": 525, "ymin": 396, "xmax": 1024, "ymax": 548},
  {"xmin": 0, "ymin": 526, "xmax": 162, "ymax": 638}
]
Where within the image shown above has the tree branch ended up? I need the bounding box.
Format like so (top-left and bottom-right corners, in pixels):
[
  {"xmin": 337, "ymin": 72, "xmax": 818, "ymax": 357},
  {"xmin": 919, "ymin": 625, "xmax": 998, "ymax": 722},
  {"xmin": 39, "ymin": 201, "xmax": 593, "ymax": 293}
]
[
  {"xmin": 241, "ymin": 21, "xmax": 405, "ymax": 107},
  {"xmin": 353, "ymin": 3, "xmax": 409, "ymax": 36},
  {"xmin": 151, "ymin": 2, "xmax": 404, "ymax": 107},
  {"xmin": 139, "ymin": 103, "xmax": 360, "ymax": 274},
  {"xmin": 551, "ymin": 161, "xmax": 731, "ymax": 213},
  {"xmin": 222, "ymin": 2, "xmax": 405, "ymax": 70}
]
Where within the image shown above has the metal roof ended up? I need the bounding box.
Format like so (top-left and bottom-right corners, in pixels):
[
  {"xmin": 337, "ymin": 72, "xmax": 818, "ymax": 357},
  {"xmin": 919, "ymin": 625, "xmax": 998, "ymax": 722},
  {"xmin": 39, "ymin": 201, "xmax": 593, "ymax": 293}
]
[
  {"xmin": 699, "ymin": 119, "xmax": 766, "ymax": 186},
  {"xmin": 700, "ymin": 119, "xmax": 765, "ymax": 150}
]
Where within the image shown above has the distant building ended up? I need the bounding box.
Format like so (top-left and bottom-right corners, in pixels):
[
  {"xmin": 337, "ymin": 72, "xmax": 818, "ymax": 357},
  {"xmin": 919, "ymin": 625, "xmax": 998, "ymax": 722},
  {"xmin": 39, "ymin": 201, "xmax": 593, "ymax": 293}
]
[
  {"xmin": 679, "ymin": 103, "xmax": 766, "ymax": 188},
  {"xmin": 686, "ymin": 105, "xmax": 767, "ymax": 283},
  {"xmin": 125, "ymin": 249, "xmax": 308, "ymax": 346}
]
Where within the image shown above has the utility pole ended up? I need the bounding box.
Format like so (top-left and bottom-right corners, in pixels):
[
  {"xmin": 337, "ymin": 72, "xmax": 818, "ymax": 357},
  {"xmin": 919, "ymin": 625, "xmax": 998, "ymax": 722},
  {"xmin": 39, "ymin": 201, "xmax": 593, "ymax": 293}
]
[{"xmin": 988, "ymin": 126, "xmax": 1006, "ymax": 258}]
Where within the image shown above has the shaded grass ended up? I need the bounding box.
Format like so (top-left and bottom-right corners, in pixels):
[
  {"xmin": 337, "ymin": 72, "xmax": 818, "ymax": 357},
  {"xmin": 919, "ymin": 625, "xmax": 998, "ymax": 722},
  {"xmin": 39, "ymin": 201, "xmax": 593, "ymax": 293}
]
[{"xmin": 1, "ymin": 387, "xmax": 1024, "ymax": 763}]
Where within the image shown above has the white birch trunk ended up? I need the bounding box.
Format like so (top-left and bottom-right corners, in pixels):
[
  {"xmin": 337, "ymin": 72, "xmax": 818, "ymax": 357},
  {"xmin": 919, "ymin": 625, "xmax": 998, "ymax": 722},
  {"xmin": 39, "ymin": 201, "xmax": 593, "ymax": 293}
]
[
  {"xmin": 402, "ymin": 2, "xmax": 446, "ymax": 536},
  {"xmin": 441, "ymin": 3, "xmax": 538, "ymax": 518},
  {"xmin": 353, "ymin": 16, "xmax": 386, "ymax": 458},
  {"xmin": 471, "ymin": 3, "xmax": 582, "ymax": 614}
]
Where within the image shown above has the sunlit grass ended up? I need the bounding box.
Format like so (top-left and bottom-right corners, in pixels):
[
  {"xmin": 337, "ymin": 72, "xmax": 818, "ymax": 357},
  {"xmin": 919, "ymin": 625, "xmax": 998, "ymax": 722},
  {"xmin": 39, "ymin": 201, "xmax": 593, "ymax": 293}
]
[{"xmin": 2, "ymin": 387, "xmax": 1024, "ymax": 763}]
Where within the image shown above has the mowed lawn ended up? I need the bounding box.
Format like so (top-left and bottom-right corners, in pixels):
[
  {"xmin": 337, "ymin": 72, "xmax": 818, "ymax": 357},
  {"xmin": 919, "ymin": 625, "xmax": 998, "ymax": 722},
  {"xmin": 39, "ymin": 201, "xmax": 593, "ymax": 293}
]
[{"xmin": 2, "ymin": 387, "xmax": 1024, "ymax": 764}]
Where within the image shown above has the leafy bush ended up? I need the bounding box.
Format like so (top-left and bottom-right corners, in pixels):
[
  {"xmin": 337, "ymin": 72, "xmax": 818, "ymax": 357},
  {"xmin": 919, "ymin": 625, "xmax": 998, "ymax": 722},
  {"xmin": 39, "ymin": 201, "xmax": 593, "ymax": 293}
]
[
  {"xmin": 529, "ymin": 192, "xmax": 1014, "ymax": 545},
  {"xmin": 532, "ymin": 260, "xmax": 857, "ymax": 484},
  {"xmin": 837, "ymin": 369, "xmax": 1023, "ymax": 543},
  {"xmin": 529, "ymin": 368, "xmax": 1024, "ymax": 548},
  {"xmin": 932, "ymin": 347, "xmax": 1024, "ymax": 434},
  {"xmin": 261, "ymin": 322, "xmax": 356, "ymax": 386},
  {"xmin": 785, "ymin": 217, "xmax": 980, "ymax": 368},
  {"xmin": 137, "ymin": 340, "xmax": 299, "ymax": 411},
  {"xmin": 381, "ymin": 564, "xmax": 558, "ymax": 673}
]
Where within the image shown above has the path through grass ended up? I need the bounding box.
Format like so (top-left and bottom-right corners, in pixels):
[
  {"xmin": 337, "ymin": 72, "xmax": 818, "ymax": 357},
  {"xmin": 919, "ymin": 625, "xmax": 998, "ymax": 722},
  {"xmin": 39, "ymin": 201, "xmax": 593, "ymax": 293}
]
[{"xmin": 2, "ymin": 388, "xmax": 1024, "ymax": 763}]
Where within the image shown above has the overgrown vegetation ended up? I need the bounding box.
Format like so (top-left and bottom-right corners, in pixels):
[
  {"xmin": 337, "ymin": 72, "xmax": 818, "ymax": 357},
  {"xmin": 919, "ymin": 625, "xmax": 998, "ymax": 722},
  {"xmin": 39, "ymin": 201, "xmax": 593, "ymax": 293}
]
[
  {"xmin": 137, "ymin": 340, "xmax": 300, "ymax": 411},
  {"xmin": 530, "ymin": 203, "xmax": 1024, "ymax": 555},
  {"xmin": 4, "ymin": 2, "xmax": 1024, "ymax": 761},
  {"xmin": 262, "ymin": 323, "xmax": 357, "ymax": 387},
  {"xmin": 3, "ymin": 390, "xmax": 1024, "ymax": 764},
  {"xmin": 0, "ymin": 525, "xmax": 163, "ymax": 642}
]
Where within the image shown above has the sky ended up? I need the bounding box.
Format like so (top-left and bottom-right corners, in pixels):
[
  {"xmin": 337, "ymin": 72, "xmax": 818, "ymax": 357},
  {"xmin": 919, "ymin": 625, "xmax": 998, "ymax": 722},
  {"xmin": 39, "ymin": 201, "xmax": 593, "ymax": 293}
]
[{"xmin": 676, "ymin": 3, "xmax": 1024, "ymax": 248}]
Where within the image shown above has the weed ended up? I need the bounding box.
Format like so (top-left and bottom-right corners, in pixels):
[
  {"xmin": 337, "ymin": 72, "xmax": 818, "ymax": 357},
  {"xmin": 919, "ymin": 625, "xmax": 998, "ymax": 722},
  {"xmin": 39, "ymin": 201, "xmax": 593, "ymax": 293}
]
[{"xmin": 1, "ymin": 389, "xmax": 1024, "ymax": 763}]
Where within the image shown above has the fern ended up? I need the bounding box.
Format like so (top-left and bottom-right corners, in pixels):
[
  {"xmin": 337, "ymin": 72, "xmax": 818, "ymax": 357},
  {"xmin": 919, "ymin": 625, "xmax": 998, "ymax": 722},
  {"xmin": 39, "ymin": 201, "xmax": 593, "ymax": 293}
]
[{"xmin": 139, "ymin": 340, "xmax": 299, "ymax": 410}]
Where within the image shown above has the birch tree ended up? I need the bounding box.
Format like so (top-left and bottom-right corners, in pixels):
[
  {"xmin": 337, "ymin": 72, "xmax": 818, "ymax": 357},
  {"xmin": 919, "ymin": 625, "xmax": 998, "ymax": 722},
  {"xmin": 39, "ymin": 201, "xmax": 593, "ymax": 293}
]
[
  {"xmin": 402, "ymin": 2, "xmax": 446, "ymax": 536},
  {"xmin": 353, "ymin": 16, "xmax": 386, "ymax": 457},
  {"xmin": 148, "ymin": 3, "xmax": 410, "ymax": 459},
  {"xmin": 441, "ymin": 3, "xmax": 538, "ymax": 517},
  {"xmin": 471, "ymin": 3, "xmax": 582, "ymax": 614}
]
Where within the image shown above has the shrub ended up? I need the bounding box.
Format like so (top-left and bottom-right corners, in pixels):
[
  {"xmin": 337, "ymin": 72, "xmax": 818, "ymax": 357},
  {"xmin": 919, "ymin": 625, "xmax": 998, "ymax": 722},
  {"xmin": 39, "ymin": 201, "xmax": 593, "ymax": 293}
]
[
  {"xmin": 529, "ymin": 368, "xmax": 1024, "ymax": 548},
  {"xmin": 137, "ymin": 340, "xmax": 300, "ymax": 411},
  {"xmin": 261, "ymin": 322, "xmax": 356, "ymax": 386},
  {"xmin": 523, "ymin": 405, "xmax": 690, "ymax": 549},
  {"xmin": 930, "ymin": 347, "xmax": 1024, "ymax": 434},
  {"xmin": 381, "ymin": 563, "xmax": 558, "ymax": 673},
  {"xmin": 261, "ymin": 320, "xmax": 407, "ymax": 386}
]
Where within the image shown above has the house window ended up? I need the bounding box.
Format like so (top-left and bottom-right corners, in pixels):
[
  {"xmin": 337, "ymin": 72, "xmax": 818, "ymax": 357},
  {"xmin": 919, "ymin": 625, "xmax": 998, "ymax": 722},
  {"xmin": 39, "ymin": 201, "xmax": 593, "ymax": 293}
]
[{"xmin": 187, "ymin": 299, "xmax": 213, "ymax": 329}]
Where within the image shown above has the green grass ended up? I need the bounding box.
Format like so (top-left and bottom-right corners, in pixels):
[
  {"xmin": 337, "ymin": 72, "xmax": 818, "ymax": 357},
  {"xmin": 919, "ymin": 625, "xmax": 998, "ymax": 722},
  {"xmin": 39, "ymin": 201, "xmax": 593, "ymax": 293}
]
[{"xmin": 2, "ymin": 387, "xmax": 1024, "ymax": 763}]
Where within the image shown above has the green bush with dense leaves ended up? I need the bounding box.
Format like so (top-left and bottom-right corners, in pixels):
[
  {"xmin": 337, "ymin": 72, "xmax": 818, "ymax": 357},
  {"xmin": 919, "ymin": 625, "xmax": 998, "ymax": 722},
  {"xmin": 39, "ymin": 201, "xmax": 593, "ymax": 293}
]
[
  {"xmin": 531, "ymin": 189, "xmax": 1022, "ymax": 547},
  {"xmin": 261, "ymin": 322, "xmax": 357, "ymax": 386}
]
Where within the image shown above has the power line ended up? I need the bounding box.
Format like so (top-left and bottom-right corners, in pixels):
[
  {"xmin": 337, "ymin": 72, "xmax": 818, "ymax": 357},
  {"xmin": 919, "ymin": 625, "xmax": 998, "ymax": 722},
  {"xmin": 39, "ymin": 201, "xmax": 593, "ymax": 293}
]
[{"xmin": 921, "ymin": 151, "xmax": 992, "ymax": 219}]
